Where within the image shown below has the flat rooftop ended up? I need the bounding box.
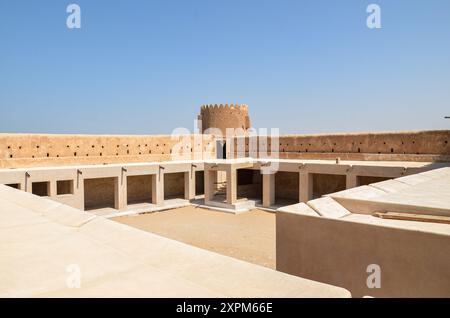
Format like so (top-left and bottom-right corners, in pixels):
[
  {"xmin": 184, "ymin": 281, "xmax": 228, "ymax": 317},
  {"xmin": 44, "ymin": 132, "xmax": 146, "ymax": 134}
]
[
  {"xmin": 276, "ymin": 168, "xmax": 450, "ymax": 297},
  {"xmin": 0, "ymin": 184, "xmax": 349, "ymax": 297},
  {"xmin": 0, "ymin": 157, "xmax": 444, "ymax": 173}
]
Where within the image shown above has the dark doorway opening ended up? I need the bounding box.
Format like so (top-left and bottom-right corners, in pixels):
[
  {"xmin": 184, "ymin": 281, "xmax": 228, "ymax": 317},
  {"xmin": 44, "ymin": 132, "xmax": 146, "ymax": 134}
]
[
  {"xmin": 312, "ymin": 174, "xmax": 346, "ymax": 199},
  {"xmin": 195, "ymin": 171, "xmax": 205, "ymax": 195},
  {"xmin": 275, "ymin": 172, "xmax": 299, "ymax": 205},
  {"xmin": 237, "ymin": 169, "xmax": 262, "ymax": 201},
  {"xmin": 357, "ymin": 176, "xmax": 391, "ymax": 186},
  {"xmin": 5, "ymin": 183, "xmax": 20, "ymax": 189},
  {"xmin": 216, "ymin": 140, "xmax": 227, "ymax": 159}
]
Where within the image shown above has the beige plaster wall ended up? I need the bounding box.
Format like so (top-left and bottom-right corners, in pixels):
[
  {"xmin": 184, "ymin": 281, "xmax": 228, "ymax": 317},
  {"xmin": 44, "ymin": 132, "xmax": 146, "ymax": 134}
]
[
  {"xmin": 0, "ymin": 133, "xmax": 216, "ymax": 168},
  {"xmin": 276, "ymin": 212, "xmax": 450, "ymax": 297},
  {"xmin": 0, "ymin": 160, "xmax": 202, "ymax": 211}
]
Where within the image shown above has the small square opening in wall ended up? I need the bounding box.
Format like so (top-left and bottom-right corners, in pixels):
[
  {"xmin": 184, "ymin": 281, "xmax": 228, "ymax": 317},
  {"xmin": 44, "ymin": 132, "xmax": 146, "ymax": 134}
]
[
  {"xmin": 127, "ymin": 175, "xmax": 152, "ymax": 204},
  {"xmin": 32, "ymin": 181, "xmax": 50, "ymax": 197},
  {"xmin": 84, "ymin": 177, "xmax": 116, "ymax": 210},
  {"xmin": 57, "ymin": 180, "xmax": 74, "ymax": 195}
]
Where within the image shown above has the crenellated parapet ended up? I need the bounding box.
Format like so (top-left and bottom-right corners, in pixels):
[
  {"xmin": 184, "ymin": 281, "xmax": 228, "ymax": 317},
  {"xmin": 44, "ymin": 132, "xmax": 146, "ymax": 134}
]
[{"xmin": 200, "ymin": 104, "xmax": 249, "ymax": 112}]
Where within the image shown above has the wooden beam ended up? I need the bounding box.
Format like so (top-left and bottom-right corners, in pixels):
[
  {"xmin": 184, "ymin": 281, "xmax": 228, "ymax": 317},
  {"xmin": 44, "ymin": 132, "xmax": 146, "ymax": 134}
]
[{"xmin": 373, "ymin": 212, "xmax": 450, "ymax": 225}]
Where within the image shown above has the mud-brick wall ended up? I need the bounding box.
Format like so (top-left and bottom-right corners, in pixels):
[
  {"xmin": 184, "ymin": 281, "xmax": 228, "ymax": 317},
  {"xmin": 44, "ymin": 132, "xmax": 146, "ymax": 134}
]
[
  {"xmin": 231, "ymin": 130, "xmax": 450, "ymax": 162},
  {"xmin": 0, "ymin": 134, "xmax": 216, "ymax": 168}
]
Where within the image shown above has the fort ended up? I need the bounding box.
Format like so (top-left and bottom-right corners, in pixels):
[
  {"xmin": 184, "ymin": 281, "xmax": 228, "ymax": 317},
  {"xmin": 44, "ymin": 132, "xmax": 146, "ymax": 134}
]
[{"xmin": 1, "ymin": 105, "xmax": 449, "ymax": 298}]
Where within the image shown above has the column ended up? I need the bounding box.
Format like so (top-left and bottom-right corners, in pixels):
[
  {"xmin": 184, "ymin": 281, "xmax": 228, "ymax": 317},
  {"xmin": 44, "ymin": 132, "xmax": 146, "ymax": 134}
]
[
  {"xmin": 49, "ymin": 180, "xmax": 57, "ymax": 197},
  {"xmin": 152, "ymin": 172, "xmax": 164, "ymax": 205},
  {"xmin": 262, "ymin": 173, "xmax": 275, "ymax": 207},
  {"xmin": 204, "ymin": 169, "xmax": 217, "ymax": 202},
  {"xmin": 346, "ymin": 173, "xmax": 358, "ymax": 189},
  {"xmin": 184, "ymin": 170, "xmax": 195, "ymax": 200},
  {"xmin": 226, "ymin": 168, "xmax": 237, "ymax": 204},
  {"xmin": 25, "ymin": 172, "xmax": 31, "ymax": 193},
  {"xmin": 75, "ymin": 170, "xmax": 85, "ymax": 210},
  {"xmin": 299, "ymin": 171, "xmax": 313, "ymax": 203},
  {"xmin": 114, "ymin": 175, "xmax": 127, "ymax": 211}
]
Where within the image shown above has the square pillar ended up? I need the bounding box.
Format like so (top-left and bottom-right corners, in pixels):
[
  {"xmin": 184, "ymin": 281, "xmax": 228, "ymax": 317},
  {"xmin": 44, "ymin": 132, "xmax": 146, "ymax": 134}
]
[
  {"xmin": 262, "ymin": 173, "xmax": 275, "ymax": 207},
  {"xmin": 226, "ymin": 168, "xmax": 237, "ymax": 204},
  {"xmin": 204, "ymin": 169, "xmax": 217, "ymax": 202},
  {"xmin": 152, "ymin": 172, "xmax": 164, "ymax": 205},
  {"xmin": 25, "ymin": 173, "xmax": 31, "ymax": 193},
  {"xmin": 184, "ymin": 170, "xmax": 195, "ymax": 200},
  {"xmin": 114, "ymin": 176, "xmax": 127, "ymax": 211},
  {"xmin": 346, "ymin": 174, "xmax": 358, "ymax": 189},
  {"xmin": 75, "ymin": 170, "xmax": 85, "ymax": 210},
  {"xmin": 299, "ymin": 171, "xmax": 313, "ymax": 202},
  {"xmin": 49, "ymin": 181, "xmax": 57, "ymax": 197}
]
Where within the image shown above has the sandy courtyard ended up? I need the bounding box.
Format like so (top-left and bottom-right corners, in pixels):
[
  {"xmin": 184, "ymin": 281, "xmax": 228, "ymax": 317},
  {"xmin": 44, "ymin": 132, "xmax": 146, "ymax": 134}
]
[{"xmin": 113, "ymin": 206, "xmax": 276, "ymax": 269}]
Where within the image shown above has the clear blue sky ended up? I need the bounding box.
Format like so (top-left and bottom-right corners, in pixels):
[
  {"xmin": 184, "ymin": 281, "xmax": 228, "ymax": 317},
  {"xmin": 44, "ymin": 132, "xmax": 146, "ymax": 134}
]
[{"xmin": 1, "ymin": 0, "xmax": 449, "ymax": 134}]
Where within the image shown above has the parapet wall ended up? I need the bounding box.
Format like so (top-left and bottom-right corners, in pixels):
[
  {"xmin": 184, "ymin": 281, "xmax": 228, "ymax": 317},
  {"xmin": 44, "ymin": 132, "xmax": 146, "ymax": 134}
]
[
  {"xmin": 199, "ymin": 104, "xmax": 251, "ymax": 135},
  {"xmin": 2, "ymin": 130, "xmax": 449, "ymax": 169},
  {"xmin": 0, "ymin": 134, "xmax": 216, "ymax": 168},
  {"xmin": 231, "ymin": 130, "xmax": 450, "ymax": 162}
]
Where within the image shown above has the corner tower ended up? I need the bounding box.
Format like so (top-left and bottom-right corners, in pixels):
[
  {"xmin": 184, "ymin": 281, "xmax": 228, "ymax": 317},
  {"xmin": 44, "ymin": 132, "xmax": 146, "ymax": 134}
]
[{"xmin": 198, "ymin": 104, "xmax": 251, "ymax": 136}]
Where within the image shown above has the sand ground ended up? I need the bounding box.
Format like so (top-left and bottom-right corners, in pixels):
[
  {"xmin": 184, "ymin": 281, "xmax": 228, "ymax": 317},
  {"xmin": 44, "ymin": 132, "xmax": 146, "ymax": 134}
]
[{"xmin": 113, "ymin": 206, "xmax": 276, "ymax": 269}]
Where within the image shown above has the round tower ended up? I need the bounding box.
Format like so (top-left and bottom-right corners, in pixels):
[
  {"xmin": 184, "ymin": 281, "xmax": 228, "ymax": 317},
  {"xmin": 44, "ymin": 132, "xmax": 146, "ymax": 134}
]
[{"xmin": 198, "ymin": 104, "xmax": 251, "ymax": 136}]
